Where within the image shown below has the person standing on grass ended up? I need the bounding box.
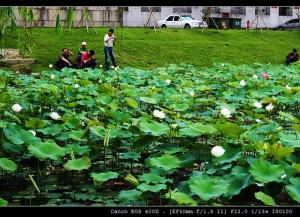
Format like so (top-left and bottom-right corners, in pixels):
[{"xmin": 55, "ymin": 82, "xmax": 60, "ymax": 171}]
[
  {"xmin": 286, "ymin": 48, "xmax": 298, "ymax": 65},
  {"xmin": 59, "ymin": 48, "xmax": 78, "ymax": 70},
  {"xmin": 104, "ymin": 28, "xmax": 118, "ymax": 71}
]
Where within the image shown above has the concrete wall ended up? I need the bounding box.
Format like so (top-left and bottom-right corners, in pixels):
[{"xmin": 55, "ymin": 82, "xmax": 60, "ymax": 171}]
[{"xmin": 14, "ymin": 6, "xmax": 122, "ymax": 28}]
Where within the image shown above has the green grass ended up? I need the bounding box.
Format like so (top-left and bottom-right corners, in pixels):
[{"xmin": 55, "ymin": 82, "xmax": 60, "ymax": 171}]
[{"xmin": 1, "ymin": 26, "xmax": 300, "ymax": 72}]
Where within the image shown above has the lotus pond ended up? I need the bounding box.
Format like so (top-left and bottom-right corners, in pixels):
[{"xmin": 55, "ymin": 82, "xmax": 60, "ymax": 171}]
[{"xmin": 1, "ymin": 62, "xmax": 300, "ymax": 206}]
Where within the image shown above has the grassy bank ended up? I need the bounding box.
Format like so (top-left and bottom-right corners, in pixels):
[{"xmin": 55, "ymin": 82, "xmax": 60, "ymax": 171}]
[{"xmin": 1, "ymin": 27, "xmax": 300, "ymax": 72}]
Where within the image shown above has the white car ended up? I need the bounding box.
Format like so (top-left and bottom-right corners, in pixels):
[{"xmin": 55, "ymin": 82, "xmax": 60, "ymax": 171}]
[
  {"xmin": 274, "ymin": 18, "xmax": 300, "ymax": 30},
  {"xmin": 157, "ymin": 15, "xmax": 207, "ymax": 29}
]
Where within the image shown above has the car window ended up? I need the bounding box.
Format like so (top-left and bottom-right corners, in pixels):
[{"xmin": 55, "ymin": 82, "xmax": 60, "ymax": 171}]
[
  {"xmin": 181, "ymin": 15, "xmax": 194, "ymax": 20},
  {"xmin": 288, "ymin": 19, "xmax": 298, "ymax": 24},
  {"xmin": 166, "ymin": 16, "xmax": 174, "ymax": 21},
  {"xmin": 174, "ymin": 16, "xmax": 180, "ymax": 21}
]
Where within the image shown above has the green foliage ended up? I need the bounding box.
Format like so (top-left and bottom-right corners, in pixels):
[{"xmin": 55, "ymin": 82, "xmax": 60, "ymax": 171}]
[
  {"xmin": 1, "ymin": 27, "xmax": 300, "ymax": 73},
  {"xmin": 2, "ymin": 62, "xmax": 300, "ymax": 206},
  {"xmin": 63, "ymin": 155, "xmax": 92, "ymax": 171},
  {"xmin": 66, "ymin": 7, "xmax": 74, "ymax": 31},
  {"xmin": 0, "ymin": 157, "xmax": 18, "ymax": 171}
]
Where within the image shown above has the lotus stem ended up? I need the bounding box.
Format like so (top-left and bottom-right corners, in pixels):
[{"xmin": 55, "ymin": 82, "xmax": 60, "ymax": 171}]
[{"xmin": 28, "ymin": 174, "xmax": 40, "ymax": 205}]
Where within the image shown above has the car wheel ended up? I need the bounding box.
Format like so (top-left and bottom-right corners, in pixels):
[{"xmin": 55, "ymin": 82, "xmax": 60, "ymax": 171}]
[
  {"xmin": 278, "ymin": 26, "xmax": 284, "ymax": 30},
  {"xmin": 162, "ymin": 24, "xmax": 167, "ymax": 28},
  {"xmin": 184, "ymin": 24, "xmax": 191, "ymax": 30}
]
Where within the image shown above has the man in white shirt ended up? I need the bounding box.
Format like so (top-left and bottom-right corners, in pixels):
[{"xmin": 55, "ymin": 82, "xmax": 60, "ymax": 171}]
[{"xmin": 104, "ymin": 28, "xmax": 118, "ymax": 71}]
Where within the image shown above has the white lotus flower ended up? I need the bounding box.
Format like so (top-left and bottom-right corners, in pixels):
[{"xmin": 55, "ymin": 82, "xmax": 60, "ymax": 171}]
[
  {"xmin": 12, "ymin": 104, "xmax": 22, "ymax": 112},
  {"xmin": 266, "ymin": 104, "xmax": 274, "ymax": 111},
  {"xmin": 253, "ymin": 101, "xmax": 262, "ymax": 108},
  {"xmin": 281, "ymin": 174, "xmax": 286, "ymax": 179},
  {"xmin": 166, "ymin": 79, "xmax": 171, "ymax": 85},
  {"xmin": 189, "ymin": 91, "xmax": 194, "ymax": 96},
  {"xmin": 220, "ymin": 107, "xmax": 231, "ymax": 118},
  {"xmin": 221, "ymin": 63, "xmax": 224, "ymax": 66},
  {"xmin": 49, "ymin": 64, "xmax": 53, "ymax": 68},
  {"xmin": 211, "ymin": 146, "xmax": 225, "ymax": 157},
  {"xmin": 50, "ymin": 112, "xmax": 61, "ymax": 120},
  {"xmin": 256, "ymin": 183, "xmax": 264, "ymax": 187},
  {"xmin": 153, "ymin": 109, "xmax": 165, "ymax": 119},
  {"xmin": 255, "ymin": 119, "xmax": 261, "ymax": 123},
  {"xmin": 74, "ymin": 84, "xmax": 80, "ymax": 88},
  {"xmin": 29, "ymin": 130, "xmax": 36, "ymax": 136},
  {"xmin": 50, "ymin": 74, "xmax": 55, "ymax": 79},
  {"xmin": 170, "ymin": 124, "xmax": 178, "ymax": 129},
  {"xmin": 82, "ymin": 121, "xmax": 85, "ymax": 127},
  {"xmin": 253, "ymin": 74, "xmax": 258, "ymax": 79},
  {"xmin": 240, "ymin": 79, "xmax": 246, "ymax": 87},
  {"xmin": 99, "ymin": 64, "xmax": 102, "ymax": 68},
  {"xmin": 286, "ymin": 85, "xmax": 291, "ymax": 90}
]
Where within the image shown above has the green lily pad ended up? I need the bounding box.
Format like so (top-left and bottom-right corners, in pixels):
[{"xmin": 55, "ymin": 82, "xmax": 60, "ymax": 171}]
[
  {"xmin": 25, "ymin": 118, "xmax": 48, "ymax": 128},
  {"xmin": 28, "ymin": 139, "xmax": 67, "ymax": 160},
  {"xmin": 64, "ymin": 143, "xmax": 91, "ymax": 155},
  {"xmin": 68, "ymin": 130, "xmax": 89, "ymax": 141},
  {"xmin": 249, "ymin": 159, "xmax": 285, "ymax": 184},
  {"xmin": 0, "ymin": 198, "xmax": 8, "ymax": 206},
  {"xmin": 188, "ymin": 173, "xmax": 229, "ymax": 201},
  {"xmin": 255, "ymin": 191, "xmax": 276, "ymax": 205},
  {"xmin": 37, "ymin": 126, "xmax": 63, "ymax": 135},
  {"xmin": 165, "ymin": 190, "xmax": 197, "ymax": 206},
  {"xmin": 286, "ymin": 177, "xmax": 300, "ymax": 203},
  {"xmin": 91, "ymin": 171, "xmax": 119, "ymax": 183},
  {"xmin": 4, "ymin": 126, "xmax": 41, "ymax": 145},
  {"xmin": 0, "ymin": 158, "xmax": 17, "ymax": 171},
  {"xmin": 137, "ymin": 183, "xmax": 167, "ymax": 193},
  {"xmin": 63, "ymin": 155, "xmax": 92, "ymax": 171},
  {"xmin": 139, "ymin": 96, "xmax": 157, "ymax": 104},
  {"xmin": 139, "ymin": 120, "xmax": 170, "ymax": 136},
  {"xmin": 117, "ymin": 189, "xmax": 142, "ymax": 202},
  {"xmin": 138, "ymin": 172, "xmax": 173, "ymax": 184},
  {"xmin": 2, "ymin": 142, "xmax": 24, "ymax": 156},
  {"xmin": 149, "ymin": 154, "xmax": 181, "ymax": 171},
  {"xmin": 124, "ymin": 97, "xmax": 138, "ymax": 108},
  {"xmin": 189, "ymin": 122, "xmax": 219, "ymax": 135}
]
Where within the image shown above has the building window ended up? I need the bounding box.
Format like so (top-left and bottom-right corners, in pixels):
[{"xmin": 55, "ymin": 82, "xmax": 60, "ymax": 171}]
[
  {"xmin": 141, "ymin": 7, "xmax": 161, "ymax": 12},
  {"xmin": 279, "ymin": 7, "xmax": 293, "ymax": 16},
  {"xmin": 202, "ymin": 7, "xmax": 222, "ymax": 15},
  {"xmin": 255, "ymin": 7, "xmax": 270, "ymax": 15},
  {"xmin": 230, "ymin": 7, "xmax": 246, "ymax": 15},
  {"xmin": 173, "ymin": 7, "xmax": 192, "ymax": 13}
]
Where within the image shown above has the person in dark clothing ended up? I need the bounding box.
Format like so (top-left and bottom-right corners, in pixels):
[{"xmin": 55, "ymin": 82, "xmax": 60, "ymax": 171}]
[
  {"xmin": 286, "ymin": 48, "xmax": 298, "ymax": 65},
  {"xmin": 58, "ymin": 48, "xmax": 78, "ymax": 70}
]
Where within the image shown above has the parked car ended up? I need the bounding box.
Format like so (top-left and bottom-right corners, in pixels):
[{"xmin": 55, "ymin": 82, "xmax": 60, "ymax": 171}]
[
  {"xmin": 274, "ymin": 18, "xmax": 300, "ymax": 30},
  {"xmin": 157, "ymin": 15, "xmax": 207, "ymax": 29}
]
